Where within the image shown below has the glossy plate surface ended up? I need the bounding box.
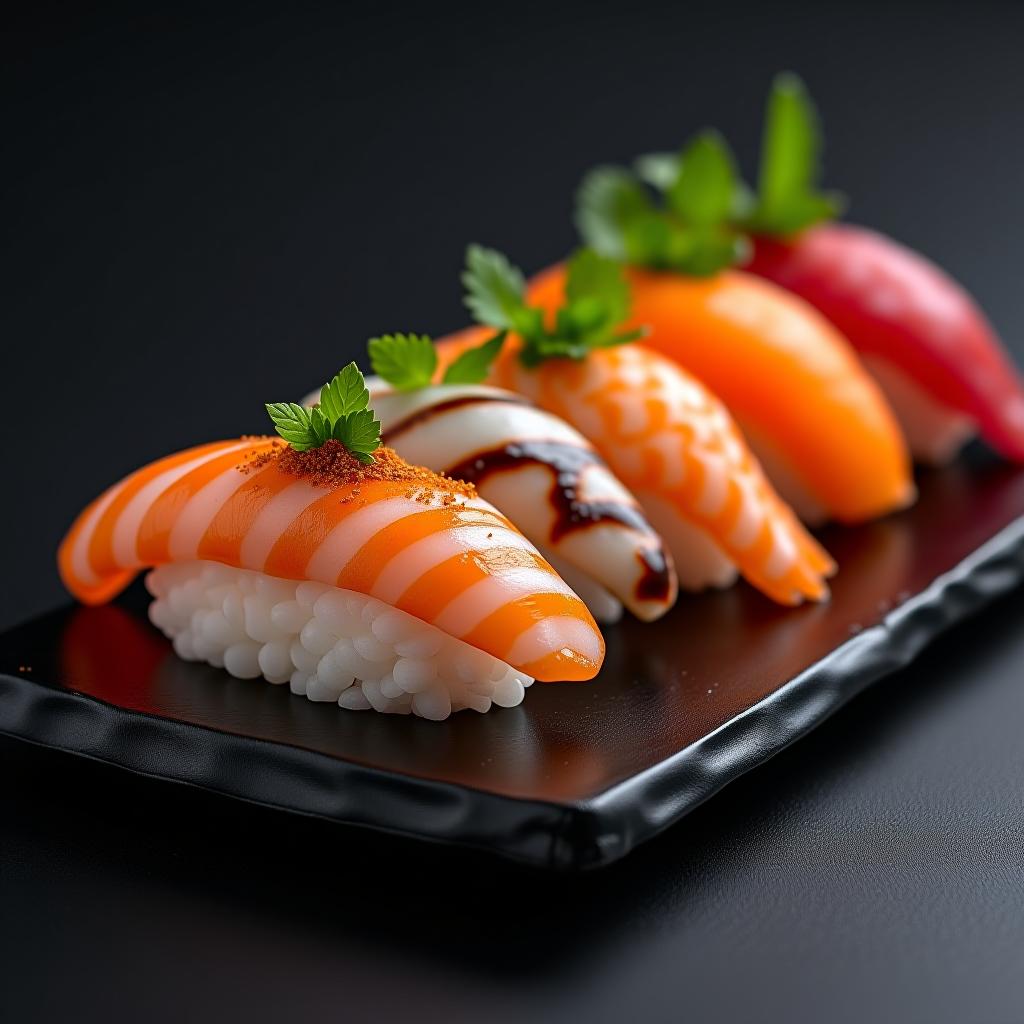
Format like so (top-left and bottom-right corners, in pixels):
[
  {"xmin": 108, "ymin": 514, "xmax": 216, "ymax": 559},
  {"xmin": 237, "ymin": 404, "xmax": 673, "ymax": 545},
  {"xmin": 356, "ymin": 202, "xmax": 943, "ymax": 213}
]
[{"xmin": 2, "ymin": 449, "xmax": 1023, "ymax": 868}]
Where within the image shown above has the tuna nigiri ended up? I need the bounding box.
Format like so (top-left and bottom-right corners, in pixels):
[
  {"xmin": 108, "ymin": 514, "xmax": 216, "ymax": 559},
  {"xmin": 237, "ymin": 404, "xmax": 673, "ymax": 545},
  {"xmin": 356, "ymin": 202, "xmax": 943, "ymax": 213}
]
[
  {"xmin": 575, "ymin": 132, "xmax": 914, "ymax": 524},
  {"xmin": 438, "ymin": 247, "xmax": 835, "ymax": 606},
  {"xmin": 303, "ymin": 333, "xmax": 678, "ymax": 623},
  {"xmin": 58, "ymin": 366, "xmax": 604, "ymax": 720},
  {"xmin": 739, "ymin": 74, "xmax": 1024, "ymax": 464}
]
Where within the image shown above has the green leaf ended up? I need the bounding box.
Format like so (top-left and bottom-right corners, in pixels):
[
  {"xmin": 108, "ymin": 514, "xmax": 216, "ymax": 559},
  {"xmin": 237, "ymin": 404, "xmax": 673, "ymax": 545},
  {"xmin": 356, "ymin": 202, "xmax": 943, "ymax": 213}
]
[
  {"xmin": 368, "ymin": 333, "xmax": 437, "ymax": 391},
  {"xmin": 266, "ymin": 402, "xmax": 318, "ymax": 449},
  {"xmin": 320, "ymin": 362, "xmax": 370, "ymax": 422},
  {"xmin": 745, "ymin": 72, "xmax": 845, "ymax": 236},
  {"xmin": 462, "ymin": 245, "xmax": 527, "ymax": 329},
  {"xmin": 460, "ymin": 245, "xmax": 644, "ymax": 370},
  {"xmin": 442, "ymin": 331, "xmax": 507, "ymax": 385},
  {"xmin": 577, "ymin": 138, "xmax": 749, "ymax": 277},
  {"xmin": 575, "ymin": 167, "xmax": 657, "ymax": 262},
  {"xmin": 667, "ymin": 130, "xmax": 740, "ymax": 227},
  {"xmin": 308, "ymin": 405, "xmax": 332, "ymax": 448},
  {"xmin": 268, "ymin": 363, "xmax": 380, "ymax": 459},
  {"xmin": 564, "ymin": 247, "xmax": 631, "ymax": 326},
  {"xmin": 331, "ymin": 408, "xmax": 381, "ymax": 463},
  {"xmin": 634, "ymin": 152, "xmax": 680, "ymax": 191}
]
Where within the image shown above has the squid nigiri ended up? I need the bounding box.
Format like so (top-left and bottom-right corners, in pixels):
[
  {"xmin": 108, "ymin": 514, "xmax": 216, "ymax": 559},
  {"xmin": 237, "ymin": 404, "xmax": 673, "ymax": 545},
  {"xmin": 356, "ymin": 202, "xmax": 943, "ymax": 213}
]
[
  {"xmin": 574, "ymin": 132, "xmax": 914, "ymax": 525},
  {"xmin": 372, "ymin": 381, "xmax": 677, "ymax": 623},
  {"xmin": 739, "ymin": 74, "xmax": 1024, "ymax": 464},
  {"xmin": 438, "ymin": 247, "xmax": 836, "ymax": 606},
  {"xmin": 302, "ymin": 333, "xmax": 678, "ymax": 623},
  {"xmin": 58, "ymin": 366, "xmax": 604, "ymax": 721}
]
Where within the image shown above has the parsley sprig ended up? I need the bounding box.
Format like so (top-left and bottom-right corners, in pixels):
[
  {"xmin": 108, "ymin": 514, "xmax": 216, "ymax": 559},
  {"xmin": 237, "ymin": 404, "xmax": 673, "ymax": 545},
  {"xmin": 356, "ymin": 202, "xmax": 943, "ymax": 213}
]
[
  {"xmin": 462, "ymin": 245, "xmax": 644, "ymax": 367},
  {"xmin": 367, "ymin": 329, "xmax": 507, "ymax": 391},
  {"xmin": 266, "ymin": 363, "xmax": 381, "ymax": 461},
  {"xmin": 577, "ymin": 131, "xmax": 751, "ymax": 277}
]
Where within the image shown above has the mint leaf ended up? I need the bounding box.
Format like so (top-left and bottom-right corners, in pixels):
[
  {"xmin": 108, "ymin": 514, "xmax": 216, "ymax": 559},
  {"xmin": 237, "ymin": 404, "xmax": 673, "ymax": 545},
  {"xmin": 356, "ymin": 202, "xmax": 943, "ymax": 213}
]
[
  {"xmin": 462, "ymin": 245, "xmax": 528, "ymax": 329},
  {"xmin": 368, "ymin": 333, "xmax": 437, "ymax": 391},
  {"xmin": 745, "ymin": 72, "xmax": 845, "ymax": 236},
  {"xmin": 442, "ymin": 331, "xmax": 506, "ymax": 385},
  {"xmin": 319, "ymin": 362, "xmax": 370, "ymax": 422},
  {"xmin": 331, "ymin": 408, "xmax": 381, "ymax": 463}
]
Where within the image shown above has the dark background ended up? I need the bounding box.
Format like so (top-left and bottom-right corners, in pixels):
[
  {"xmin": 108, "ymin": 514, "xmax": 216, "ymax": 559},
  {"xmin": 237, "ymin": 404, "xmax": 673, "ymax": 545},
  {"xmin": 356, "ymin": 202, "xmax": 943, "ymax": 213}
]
[{"xmin": 3, "ymin": 2, "xmax": 1024, "ymax": 1021}]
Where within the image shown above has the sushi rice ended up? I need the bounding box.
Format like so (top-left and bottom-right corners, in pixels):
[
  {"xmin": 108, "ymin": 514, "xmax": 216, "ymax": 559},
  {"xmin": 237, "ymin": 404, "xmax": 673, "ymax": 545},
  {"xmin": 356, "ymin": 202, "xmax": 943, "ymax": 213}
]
[{"xmin": 147, "ymin": 559, "xmax": 533, "ymax": 721}]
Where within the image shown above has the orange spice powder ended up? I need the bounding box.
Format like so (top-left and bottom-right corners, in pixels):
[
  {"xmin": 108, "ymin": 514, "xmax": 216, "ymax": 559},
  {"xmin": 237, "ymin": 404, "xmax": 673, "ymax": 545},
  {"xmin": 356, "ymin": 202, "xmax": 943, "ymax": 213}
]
[{"xmin": 242, "ymin": 438, "xmax": 477, "ymax": 504}]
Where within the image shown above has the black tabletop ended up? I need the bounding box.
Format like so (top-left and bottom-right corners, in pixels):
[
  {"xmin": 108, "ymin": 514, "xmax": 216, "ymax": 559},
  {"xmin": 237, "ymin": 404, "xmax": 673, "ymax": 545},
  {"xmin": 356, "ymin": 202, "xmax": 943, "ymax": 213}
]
[{"xmin": 4, "ymin": 3, "xmax": 1024, "ymax": 1021}]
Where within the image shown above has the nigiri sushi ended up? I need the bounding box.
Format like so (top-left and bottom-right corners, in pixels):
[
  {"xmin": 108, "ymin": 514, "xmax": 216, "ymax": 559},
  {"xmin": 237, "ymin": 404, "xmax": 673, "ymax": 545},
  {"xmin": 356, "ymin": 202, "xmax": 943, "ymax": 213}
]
[
  {"xmin": 302, "ymin": 333, "xmax": 678, "ymax": 623},
  {"xmin": 57, "ymin": 366, "xmax": 604, "ymax": 720},
  {"xmin": 438, "ymin": 247, "xmax": 836, "ymax": 606},
  {"xmin": 739, "ymin": 74, "xmax": 1024, "ymax": 464},
  {"xmin": 574, "ymin": 132, "xmax": 915, "ymax": 525},
  {"xmin": 374, "ymin": 382, "xmax": 676, "ymax": 623}
]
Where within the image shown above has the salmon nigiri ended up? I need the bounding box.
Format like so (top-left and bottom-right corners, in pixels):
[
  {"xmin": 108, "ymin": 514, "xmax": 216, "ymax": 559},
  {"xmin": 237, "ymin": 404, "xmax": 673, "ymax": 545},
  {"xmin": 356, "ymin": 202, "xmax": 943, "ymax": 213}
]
[
  {"xmin": 437, "ymin": 247, "xmax": 835, "ymax": 606},
  {"xmin": 303, "ymin": 333, "xmax": 677, "ymax": 623},
  {"xmin": 573, "ymin": 132, "xmax": 914, "ymax": 525},
  {"xmin": 738, "ymin": 74, "xmax": 1024, "ymax": 464},
  {"xmin": 58, "ymin": 366, "xmax": 604, "ymax": 720}
]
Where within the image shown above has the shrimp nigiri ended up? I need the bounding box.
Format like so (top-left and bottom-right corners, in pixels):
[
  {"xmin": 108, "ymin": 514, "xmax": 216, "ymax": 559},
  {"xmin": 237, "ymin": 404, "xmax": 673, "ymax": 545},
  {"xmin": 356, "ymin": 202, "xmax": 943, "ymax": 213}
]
[
  {"xmin": 574, "ymin": 131, "xmax": 914, "ymax": 524},
  {"xmin": 438, "ymin": 247, "xmax": 835, "ymax": 606},
  {"xmin": 58, "ymin": 366, "xmax": 604, "ymax": 720},
  {"xmin": 304, "ymin": 333, "xmax": 678, "ymax": 623},
  {"xmin": 739, "ymin": 74, "xmax": 1024, "ymax": 464}
]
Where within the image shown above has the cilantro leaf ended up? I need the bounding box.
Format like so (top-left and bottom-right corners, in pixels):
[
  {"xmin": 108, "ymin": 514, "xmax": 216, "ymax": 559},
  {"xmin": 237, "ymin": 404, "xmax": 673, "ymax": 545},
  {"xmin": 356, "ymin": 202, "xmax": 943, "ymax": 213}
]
[
  {"xmin": 462, "ymin": 245, "xmax": 528, "ymax": 330},
  {"xmin": 331, "ymin": 407, "xmax": 381, "ymax": 463},
  {"xmin": 462, "ymin": 246, "xmax": 642, "ymax": 368},
  {"xmin": 745, "ymin": 72, "xmax": 846, "ymax": 236},
  {"xmin": 442, "ymin": 331, "xmax": 507, "ymax": 385},
  {"xmin": 268, "ymin": 363, "xmax": 381, "ymax": 460},
  {"xmin": 368, "ymin": 333, "xmax": 438, "ymax": 391}
]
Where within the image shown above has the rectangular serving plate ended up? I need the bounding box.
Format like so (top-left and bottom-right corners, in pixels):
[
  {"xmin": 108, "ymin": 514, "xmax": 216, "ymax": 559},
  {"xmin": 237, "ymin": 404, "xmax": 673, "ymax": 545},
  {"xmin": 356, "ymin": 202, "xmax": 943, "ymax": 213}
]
[{"xmin": 2, "ymin": 449, "xmax": 1024, "ymax": 869}]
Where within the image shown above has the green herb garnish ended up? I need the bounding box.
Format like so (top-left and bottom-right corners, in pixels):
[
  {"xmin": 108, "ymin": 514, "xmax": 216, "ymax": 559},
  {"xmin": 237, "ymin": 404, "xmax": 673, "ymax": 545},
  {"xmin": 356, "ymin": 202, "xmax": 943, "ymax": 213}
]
[
  {"xmin": 578, "ymin": 131, "xmax": 749, "ymax": 276},
  {"xmin": 368, "ymin": 330, "xmax": 507, "ymax": 390},
  {"xmin": 441, "ymin": 330, "xmax": 508, "ymax": 384},
  {"xmin": 367, "ymin": 333, "xmax": 437, "ymax": 391},
  {"xmin": 266, "ymin": 362, "xmax": 381, "ymax": 461},
  {"xmin": 463, "ymin": 244, "xmax": 644, "ymax": 367},
  {"xmin": 742, "ymin": 72, "xmax": 845, "ymax": 236}
]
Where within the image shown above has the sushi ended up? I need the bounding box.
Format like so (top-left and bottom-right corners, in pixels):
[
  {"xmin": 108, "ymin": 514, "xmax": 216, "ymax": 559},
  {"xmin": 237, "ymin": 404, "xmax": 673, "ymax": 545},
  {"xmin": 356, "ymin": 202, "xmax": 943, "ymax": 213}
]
[
  {"xmin": 573, "ymin": 132, "xmax": 915, "ymax": 525},
  {"xmin": 739, "ymin": 74, "xmax": 1024, "ymax": 464},
  {"xmin": 305, "ymin": 333, "xmax": 678, "ymax": 623},
  {"xmin": 57, "ymin": 365, "xmax": 605, "ymax": 720},
  {"xmin": 438, "ymin": 247, "xmax": 836, "ymax": 606}
]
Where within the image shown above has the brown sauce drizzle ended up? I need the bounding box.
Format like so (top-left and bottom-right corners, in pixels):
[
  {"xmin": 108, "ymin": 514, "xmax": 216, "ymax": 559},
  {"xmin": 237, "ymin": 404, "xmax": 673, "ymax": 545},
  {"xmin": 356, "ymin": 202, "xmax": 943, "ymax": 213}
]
[
  {"xmin": 381, "ymin": 393, "xmax": 525, "ymax": 445},
  {"xmin": 447, "ymin": 440, "xmax": 673, "ymax": 605}
]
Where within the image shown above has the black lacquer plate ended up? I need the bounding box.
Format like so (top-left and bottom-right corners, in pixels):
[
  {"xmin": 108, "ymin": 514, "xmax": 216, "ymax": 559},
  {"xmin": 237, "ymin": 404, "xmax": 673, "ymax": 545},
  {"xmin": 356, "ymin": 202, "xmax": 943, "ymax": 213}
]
[{"xmin": 3, "ymin": 448, "xmax": 1024, "ymax": 869}]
